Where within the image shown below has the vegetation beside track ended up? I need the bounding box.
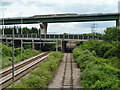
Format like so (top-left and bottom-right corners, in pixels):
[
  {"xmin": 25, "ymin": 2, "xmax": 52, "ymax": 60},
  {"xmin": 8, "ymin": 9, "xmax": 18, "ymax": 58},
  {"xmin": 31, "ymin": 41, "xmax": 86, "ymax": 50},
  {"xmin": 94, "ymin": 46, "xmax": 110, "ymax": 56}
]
[
  {"xmin": 73, "ymin": 27, "xmax": 120, "ymax": 88},
  {"xmin": 11, "ymin": 51, "xmax": 63, "ymax": 88},
  {"xmin": 73, "ymin": 44, "xmax": 120, "ymax": 88},
  {"xmin": 1, "ymin": 43, "xmax": 40, "ymax": 68}
]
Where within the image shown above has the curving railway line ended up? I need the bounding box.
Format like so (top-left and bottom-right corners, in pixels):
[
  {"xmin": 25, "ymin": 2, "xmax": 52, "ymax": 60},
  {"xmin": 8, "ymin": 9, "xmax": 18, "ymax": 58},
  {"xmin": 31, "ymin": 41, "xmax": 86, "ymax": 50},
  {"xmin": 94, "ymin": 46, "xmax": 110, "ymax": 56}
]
[{"xmin": 0, "ymin": 52, "xmax": 48, "ymax": 89}]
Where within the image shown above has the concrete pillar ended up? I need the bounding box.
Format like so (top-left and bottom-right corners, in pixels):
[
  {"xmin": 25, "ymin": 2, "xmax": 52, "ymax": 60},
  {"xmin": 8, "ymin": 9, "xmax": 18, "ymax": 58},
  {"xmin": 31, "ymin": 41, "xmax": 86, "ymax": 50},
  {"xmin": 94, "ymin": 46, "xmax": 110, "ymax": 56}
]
[
  {"xmin": 5, "ymin": 39, "xmax": 8, "ymax": 46},
  {"xmin": 3, "ymin": 28, "xmax": 4, "ymax": 36},
  {"xmin": 39, "ymin": 44, "xmax": 41, "ymax": 50},
  {"xmin": 62, "ymin": 41, "xmax": 67, "ymax": 53},
  {"xmin": 56, "ymin": 40, "xmax": 58, "ymax": 52},
  {"xmin": 116, "ymin": 19, "xmax": 119, "ymax": 28},
  {"xmin": 32, "ymin": 40, "xmax": 34, "ymax": 50},
  {"xmin": 43, "ymin": 42, "xmax": 45, "ymax": 50},
  {"xmin": 39, "ymin": 22, "xmax": 48, "ymax": 34}
]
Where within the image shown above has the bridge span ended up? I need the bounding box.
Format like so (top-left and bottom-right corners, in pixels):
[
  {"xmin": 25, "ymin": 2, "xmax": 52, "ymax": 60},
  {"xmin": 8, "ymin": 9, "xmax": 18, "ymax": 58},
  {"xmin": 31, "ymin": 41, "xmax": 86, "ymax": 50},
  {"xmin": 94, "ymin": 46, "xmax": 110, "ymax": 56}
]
[{"xmin": 1, "ymin": 34, "xmax": 102, "ymax": 52}]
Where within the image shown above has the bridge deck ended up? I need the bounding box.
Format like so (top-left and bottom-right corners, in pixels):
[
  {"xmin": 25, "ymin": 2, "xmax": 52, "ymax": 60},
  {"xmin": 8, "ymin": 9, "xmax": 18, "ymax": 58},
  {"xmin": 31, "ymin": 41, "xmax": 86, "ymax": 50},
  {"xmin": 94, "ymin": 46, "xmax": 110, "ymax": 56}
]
[{"xmin": 0, "ymin": 13, "xmax": 119, "ymax": 25}]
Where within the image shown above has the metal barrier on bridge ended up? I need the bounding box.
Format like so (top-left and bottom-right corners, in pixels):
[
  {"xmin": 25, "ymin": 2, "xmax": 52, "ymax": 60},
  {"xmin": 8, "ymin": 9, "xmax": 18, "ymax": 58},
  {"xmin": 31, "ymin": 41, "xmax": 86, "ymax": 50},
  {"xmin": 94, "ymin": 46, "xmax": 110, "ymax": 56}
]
[{"xmin": 2, "ymin": 34, "xmax": 102, "ymax": 40}]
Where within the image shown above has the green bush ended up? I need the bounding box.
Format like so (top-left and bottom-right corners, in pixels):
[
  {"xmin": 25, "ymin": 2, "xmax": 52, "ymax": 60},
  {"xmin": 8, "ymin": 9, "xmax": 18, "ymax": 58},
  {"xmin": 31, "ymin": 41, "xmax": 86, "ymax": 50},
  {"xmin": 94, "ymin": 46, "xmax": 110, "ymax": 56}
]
[
  {"xmin": 72, "ymin": 47, "xmax": 83, "ymax": 60},
  {"xmin": 81, "ymin": 40, "xmax": 102, "ymax": 54},
  {"xmin": 98, "ymin": 42, "xmax": 113, "ymax": 57},
  {"xmin": 76, "ymin": 55, "xmax": 96, "ymax": 71},
  {"xmin": 1, "ymin": 44, "xmax": 12, "ymax": 57},
  {"xmin": 81, "ymin": 63, "xmax": 119, "ymax": 88},
  {"xmin": 80, "ymin": 40, "xmax": 120, "ymax": 59},
  {"xmin": 14, "ymin": 48, "xmax": 23, "ymax": 56},
  {"xmin": 73, "ymin": 45, "xmax": 120, "ymax": 88}
]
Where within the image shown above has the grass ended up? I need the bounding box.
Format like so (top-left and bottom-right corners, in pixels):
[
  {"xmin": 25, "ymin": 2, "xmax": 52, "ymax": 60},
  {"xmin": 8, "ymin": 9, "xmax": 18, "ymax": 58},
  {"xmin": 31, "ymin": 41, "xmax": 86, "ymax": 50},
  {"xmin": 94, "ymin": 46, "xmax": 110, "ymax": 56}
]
[{"xmin": 2, "ymin": 49, "xmax": 40, "ymax": 68}]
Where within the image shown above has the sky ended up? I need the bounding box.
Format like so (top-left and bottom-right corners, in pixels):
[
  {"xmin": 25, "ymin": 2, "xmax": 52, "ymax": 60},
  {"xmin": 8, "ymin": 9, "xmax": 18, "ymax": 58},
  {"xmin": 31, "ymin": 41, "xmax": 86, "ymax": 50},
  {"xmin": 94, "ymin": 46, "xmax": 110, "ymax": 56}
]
[{"xmin": 0, "ymin": 0, "xmax": 120, "ymax": 34}]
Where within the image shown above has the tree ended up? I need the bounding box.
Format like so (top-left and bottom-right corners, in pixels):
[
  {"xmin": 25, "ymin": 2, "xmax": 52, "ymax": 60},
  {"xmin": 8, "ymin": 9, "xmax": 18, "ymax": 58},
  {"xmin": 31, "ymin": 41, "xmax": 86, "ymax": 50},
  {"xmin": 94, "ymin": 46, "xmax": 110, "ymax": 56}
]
[
  {"xmin": 103, "ymin": 27, "xmax": 120, "ymax": 42},
  {"xmin": 29, "ymin": 27, "xmax": 38, "ymax": 34},
  {"xmin": 23, "ymin": 27, "xmax": 29, "ymax": 34}
]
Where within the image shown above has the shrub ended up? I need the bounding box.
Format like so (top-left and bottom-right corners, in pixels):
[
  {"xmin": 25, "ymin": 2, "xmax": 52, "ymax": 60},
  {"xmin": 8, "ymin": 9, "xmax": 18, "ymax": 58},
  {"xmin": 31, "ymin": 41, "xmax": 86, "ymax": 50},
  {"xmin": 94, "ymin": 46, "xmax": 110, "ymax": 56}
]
[
  {"xmin": 98, "ymin": 42, "xmax": 113, "ymax": 57},
  {"xmin": 81, "ymin": 63, "xmax": 119, "ymax": 88},
  {"xmin": 72, "ymin": 47, "xmax": 83, "ymax": 60},
  {"xmin": 1, "ymin": 44, "xmax": 12, "ymax": 57},
  {"xmin": 73, "ymin": 45, "xmax": 120, "ymax": 88},
  {"xmin": 14, "ymin": 48, "xmax": 23, "ymax": 56}
]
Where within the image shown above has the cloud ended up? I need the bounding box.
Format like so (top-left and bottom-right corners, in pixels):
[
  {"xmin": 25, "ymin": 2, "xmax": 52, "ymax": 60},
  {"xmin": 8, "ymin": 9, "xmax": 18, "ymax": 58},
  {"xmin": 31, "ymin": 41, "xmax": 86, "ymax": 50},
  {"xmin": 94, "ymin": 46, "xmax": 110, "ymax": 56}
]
[{"xmin": 1, "ymin": 2, "xmax": 13, "ymax": 6}]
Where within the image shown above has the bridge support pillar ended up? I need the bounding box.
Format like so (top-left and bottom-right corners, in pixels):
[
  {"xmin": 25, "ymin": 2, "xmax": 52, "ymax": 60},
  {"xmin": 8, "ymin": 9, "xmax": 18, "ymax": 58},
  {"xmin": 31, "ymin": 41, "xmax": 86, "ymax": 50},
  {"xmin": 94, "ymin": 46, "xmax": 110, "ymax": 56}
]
[
  {"xmin": 62, "ymin": 41, "xmax": 67, "ymax": 53},
  {"xmin": 116, "ymin": 20, "xmax": 119, "ymax": 28},
  {"xmin": 5, "ymin": 39, "xmax": 8, "ymax": 46},
  {"xmin": 32, "ymin": 40, "xmax": 34, "ymax": 50},
  {"xmin": 56, "ymin": 40, "xmax": 58, "ymax": 52},
  {"xmin": 39, "ymin": 22, "xmax": 48, "ymax": 34},
  {"xmin": 39, "ymin": 44, "xmax": 42, "ymax": 50}
]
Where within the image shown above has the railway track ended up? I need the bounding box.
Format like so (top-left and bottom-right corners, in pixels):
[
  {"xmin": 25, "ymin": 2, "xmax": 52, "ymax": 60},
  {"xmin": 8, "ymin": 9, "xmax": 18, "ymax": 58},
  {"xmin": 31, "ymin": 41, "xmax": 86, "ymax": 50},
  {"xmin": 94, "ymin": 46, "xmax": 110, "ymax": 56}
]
[
  {"xmin": 62, "ymin": 53, "xmax": 74, "ymax": 88},
  {"xmin": 48, "ymin": 41, "xmax": 81, "ymax": 89},
  {"xmin": 48, "ymin": 52, "xmax": 81, "ymax": 88},
  {"xmin": 0, "ymin": 52, "xmax": 48, "ymax": 89}
]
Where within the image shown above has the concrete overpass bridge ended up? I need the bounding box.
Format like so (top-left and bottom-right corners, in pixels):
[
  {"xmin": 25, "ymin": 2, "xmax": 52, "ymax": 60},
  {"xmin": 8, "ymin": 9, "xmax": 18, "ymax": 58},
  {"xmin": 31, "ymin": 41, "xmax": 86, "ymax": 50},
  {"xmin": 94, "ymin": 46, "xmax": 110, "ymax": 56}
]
[{"xmin": 0, "ymin": 13, "xmax": 120, "ymax": 34}]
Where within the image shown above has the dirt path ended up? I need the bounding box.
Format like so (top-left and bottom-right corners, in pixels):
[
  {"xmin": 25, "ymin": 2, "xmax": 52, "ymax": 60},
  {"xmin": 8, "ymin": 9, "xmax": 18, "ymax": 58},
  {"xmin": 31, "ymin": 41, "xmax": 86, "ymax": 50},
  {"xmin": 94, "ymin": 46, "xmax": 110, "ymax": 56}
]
[{"xmin": 48, "ymin": 53, "xmax": 82, "ymax": 88}]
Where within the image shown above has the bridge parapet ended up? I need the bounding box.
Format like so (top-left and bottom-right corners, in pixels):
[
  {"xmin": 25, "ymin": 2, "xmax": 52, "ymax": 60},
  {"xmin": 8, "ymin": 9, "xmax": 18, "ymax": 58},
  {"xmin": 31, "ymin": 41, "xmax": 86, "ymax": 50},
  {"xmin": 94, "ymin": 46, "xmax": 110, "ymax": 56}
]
[{"xmin": 2, "ymin": 34, "xmax": 103, "ymax": 41}]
